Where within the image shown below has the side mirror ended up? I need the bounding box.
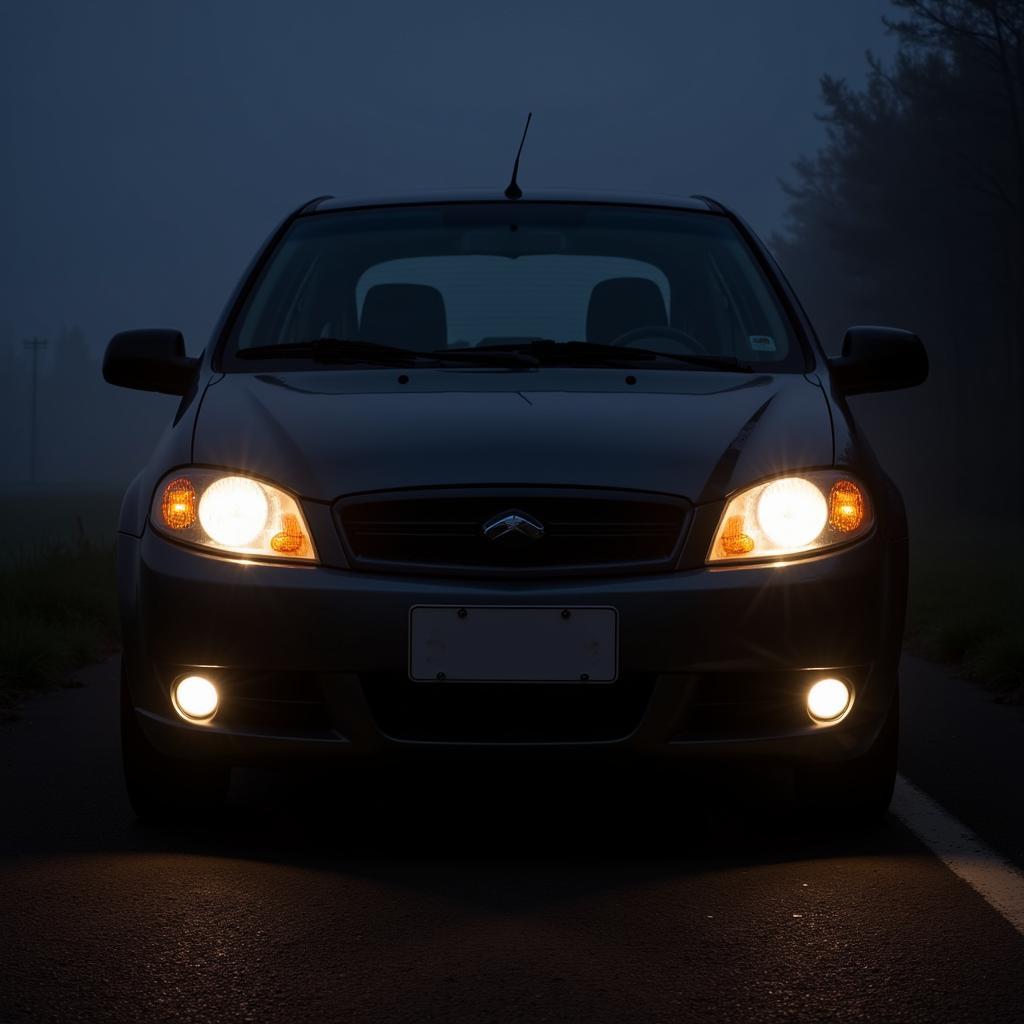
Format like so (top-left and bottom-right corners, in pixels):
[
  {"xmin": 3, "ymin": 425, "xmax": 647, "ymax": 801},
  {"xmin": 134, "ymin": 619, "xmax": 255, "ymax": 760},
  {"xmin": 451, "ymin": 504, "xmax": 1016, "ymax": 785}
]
[
  {"xmin": 102, "ymin": 329, "xmax": 199, "ymax": 395},
  {"xmin": 828, "ymin": 326, "xmax": 928, "ymax": 396}
]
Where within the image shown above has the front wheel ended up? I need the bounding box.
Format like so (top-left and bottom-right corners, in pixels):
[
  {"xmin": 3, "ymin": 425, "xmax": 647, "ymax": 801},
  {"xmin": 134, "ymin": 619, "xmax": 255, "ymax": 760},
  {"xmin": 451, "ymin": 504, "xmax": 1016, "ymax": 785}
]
[
  {"xmin": 793, "ymin": 693, "xmax": 898, "ymax": 826},
  {"xmin": 121, "ymin": 660, "xmax": 231, "ymax": 822}
]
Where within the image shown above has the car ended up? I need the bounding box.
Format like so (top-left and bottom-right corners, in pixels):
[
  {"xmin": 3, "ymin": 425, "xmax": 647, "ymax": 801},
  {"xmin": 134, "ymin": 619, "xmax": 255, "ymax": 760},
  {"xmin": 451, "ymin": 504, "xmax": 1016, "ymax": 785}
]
[{"xmin": 103, "ymin": 188, "xmax": 927, "ymax": 823}]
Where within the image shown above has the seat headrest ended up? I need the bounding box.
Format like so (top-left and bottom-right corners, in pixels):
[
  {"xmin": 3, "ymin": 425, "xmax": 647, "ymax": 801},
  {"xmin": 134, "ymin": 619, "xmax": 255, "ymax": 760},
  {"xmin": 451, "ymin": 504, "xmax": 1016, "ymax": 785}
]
[
  {"xmin": 359, "ymin": 284, "xmax": 447, "ymax": 352},
  {"xmin": 586, "ymin": 277, "xmax": 668, "ymax": 345}
]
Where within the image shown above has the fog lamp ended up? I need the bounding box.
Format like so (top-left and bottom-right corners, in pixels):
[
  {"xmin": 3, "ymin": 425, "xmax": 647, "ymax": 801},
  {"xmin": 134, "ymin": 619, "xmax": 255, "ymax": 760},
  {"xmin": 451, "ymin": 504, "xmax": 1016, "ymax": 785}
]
[
  {"xmin": 172, "ymin": 675, "xmax": 219, "ymax": 723},
  {"xmin": 806, "ymin": 677, "xmax": 852, "ymax": 724}
]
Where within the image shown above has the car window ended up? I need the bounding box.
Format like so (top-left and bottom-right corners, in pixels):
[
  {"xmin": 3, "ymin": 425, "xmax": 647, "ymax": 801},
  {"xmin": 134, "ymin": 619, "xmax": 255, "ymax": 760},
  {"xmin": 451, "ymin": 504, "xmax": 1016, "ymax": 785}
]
[
  {"xmin": 355, "ymin": 256, "xmax": 669, "ymax": 348},
  {"xmin": 228, "ymin": 203, "xmax": 804, "ymax": 369}
]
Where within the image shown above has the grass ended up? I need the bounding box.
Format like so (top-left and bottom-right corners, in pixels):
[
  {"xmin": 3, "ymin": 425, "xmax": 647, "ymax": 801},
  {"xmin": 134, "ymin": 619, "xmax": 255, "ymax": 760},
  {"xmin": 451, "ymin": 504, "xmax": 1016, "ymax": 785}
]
[
  {"xmin": 0, "ymin": 489, "xmax": 122, "ymax": 719},
  {"xmin": 0, "ymin": 487, "xmax": 123, "ymax": 566},
  {"xmin": 906, "ymin": 519, "xmax": 1024, "ymax": 700}
]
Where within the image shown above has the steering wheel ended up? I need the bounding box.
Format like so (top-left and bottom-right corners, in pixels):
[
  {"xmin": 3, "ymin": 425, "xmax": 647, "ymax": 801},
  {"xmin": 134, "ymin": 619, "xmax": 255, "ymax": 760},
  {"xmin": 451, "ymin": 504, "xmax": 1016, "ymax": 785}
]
[{"xmin": 612, "ymin": 324, "xmax": 707, "ymax": 354}]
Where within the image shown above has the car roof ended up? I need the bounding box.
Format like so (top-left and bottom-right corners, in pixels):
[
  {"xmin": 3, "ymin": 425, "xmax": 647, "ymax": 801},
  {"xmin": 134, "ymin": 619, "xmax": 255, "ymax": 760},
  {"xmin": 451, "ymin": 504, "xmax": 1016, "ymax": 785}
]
[{"xmin": 307, "ymin": 189, "xmax": 719, "ymax": 215}]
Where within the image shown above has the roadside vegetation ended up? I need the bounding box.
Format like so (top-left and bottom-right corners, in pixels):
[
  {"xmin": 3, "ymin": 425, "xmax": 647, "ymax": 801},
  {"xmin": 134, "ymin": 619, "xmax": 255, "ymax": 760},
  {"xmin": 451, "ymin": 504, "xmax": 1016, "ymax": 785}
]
[
  {"xmin": 907, "ymin": 522, "xmax": 1024, "ymax": 701},
  {"xmin": 775, "ymin": 1, "xmax": 1024, "ymax": 525},
  {"xmin": 0, "ymin": 491, "xmax": 120, "ymax": 720},
  {"xmin": 774, "ymin": 0, "xmax": 1024, "ymax": 701}
]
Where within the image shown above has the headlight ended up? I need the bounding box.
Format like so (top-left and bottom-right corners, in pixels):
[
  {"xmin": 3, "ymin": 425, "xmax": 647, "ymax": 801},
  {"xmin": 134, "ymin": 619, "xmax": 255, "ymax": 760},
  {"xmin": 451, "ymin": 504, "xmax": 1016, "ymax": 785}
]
[
  {"xmin": 708, "ymin": 471, "xmax": 872, "ymax": 564},
  {"xmin": 151, "ymin": 469, "xmax": 316, "ymax": 562}
]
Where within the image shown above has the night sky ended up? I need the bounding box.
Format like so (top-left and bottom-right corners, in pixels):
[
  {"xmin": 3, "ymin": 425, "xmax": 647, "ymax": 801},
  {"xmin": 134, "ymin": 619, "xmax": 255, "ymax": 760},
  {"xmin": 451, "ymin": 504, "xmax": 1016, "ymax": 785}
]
[{"xmin": 0, "ymin": 0, "xmax": 893, "ymax": 352}]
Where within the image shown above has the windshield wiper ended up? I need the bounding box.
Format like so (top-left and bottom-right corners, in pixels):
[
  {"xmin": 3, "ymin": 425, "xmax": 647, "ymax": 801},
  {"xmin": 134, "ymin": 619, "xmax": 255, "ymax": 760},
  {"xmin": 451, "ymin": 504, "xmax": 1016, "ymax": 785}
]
[
  {"xmin": 472, "ymin": 339, "xmax": 754, "ymax": 372},
  {"xmin": 237, "ymin": 339, "xmax": 432, "ymax": 365},
  {"xmin": 237, "ymin": 337, "xmax": 750, "ymax": 372},
  {"xmin": 236, "ymin": 338, "xmax": 537, "ymax": 369}
]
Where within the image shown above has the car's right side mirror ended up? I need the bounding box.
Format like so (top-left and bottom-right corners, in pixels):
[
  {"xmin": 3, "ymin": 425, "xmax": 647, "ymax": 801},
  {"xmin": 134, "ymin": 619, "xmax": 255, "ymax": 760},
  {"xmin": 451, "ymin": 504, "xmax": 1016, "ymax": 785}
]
[
  {"xmin": 828, "ymin": 326, "xmax": 928, "ymax": 396},
  {"xmin": 102, "ymin": 329, "xmax": 199, "ymax": 396}
]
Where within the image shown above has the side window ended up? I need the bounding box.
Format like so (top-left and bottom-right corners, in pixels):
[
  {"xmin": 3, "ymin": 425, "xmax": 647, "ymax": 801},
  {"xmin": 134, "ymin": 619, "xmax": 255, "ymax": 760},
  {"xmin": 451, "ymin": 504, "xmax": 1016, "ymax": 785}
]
[
  {"xmin": 237, "ymin": 250, "xmax": 359, "ymax": 346},
  {"xmin": 236, "ymin": 244, "xmax": 322, "ymax": 347}
]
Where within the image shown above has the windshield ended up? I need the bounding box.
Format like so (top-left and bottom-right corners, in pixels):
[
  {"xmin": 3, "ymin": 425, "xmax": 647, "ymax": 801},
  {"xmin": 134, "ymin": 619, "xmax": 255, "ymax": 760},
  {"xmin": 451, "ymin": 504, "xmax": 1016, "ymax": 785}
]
[{"xmin": 223, "ymin": 203, "xmax": 806, "ymax": 371}]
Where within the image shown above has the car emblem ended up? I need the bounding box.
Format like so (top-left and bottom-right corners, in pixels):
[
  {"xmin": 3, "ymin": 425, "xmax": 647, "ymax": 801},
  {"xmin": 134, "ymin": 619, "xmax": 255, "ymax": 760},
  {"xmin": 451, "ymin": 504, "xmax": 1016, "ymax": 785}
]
[{"xmin": 481, "ymin": 509, "xmax": 545, "ymax": 541}]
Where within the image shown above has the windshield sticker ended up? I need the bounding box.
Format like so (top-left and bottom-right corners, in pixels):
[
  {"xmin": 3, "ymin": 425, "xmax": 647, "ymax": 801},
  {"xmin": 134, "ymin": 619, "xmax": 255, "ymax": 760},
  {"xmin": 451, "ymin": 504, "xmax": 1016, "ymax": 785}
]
[{"xmin": 749, "ymin": 335, "xmax": 777, "ymax": 352}]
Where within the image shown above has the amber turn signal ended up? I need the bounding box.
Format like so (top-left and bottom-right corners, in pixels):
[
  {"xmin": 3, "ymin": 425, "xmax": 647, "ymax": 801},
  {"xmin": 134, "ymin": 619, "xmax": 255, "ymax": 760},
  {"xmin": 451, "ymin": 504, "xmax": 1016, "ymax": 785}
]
[
  {"xmin": 270, "ymin": 513, "xmax": 307, "ymax": 555},
  {"xmin": 718, "ymin": 514, "xmax": 755, "ymax": 557},
  {"xmin": 160, "ymin": 477, "xmax": 197, "ymax": 530},
  {"xmin": 828, "ymin": 480, "xmax": 866, "ymax": 533}
]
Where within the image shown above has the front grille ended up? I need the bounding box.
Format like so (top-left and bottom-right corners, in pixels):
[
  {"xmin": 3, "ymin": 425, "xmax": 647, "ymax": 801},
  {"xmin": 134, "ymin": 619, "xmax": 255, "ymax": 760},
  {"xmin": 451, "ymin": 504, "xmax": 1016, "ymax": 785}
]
[
  {"xmin": 336, "ymin": 488, "xmax": 689, "ymax": 577},
  {"xmin": 361, "ymin": 675, "xmax": 656, "ymax": 743}
]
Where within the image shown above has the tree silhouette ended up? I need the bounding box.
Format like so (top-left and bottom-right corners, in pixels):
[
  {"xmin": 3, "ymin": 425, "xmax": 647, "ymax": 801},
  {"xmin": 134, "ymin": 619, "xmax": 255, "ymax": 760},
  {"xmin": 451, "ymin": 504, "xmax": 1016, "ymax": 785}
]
[{"xmin": 776, "ymin": 0, "xmax": 1024, "ymax": 516}]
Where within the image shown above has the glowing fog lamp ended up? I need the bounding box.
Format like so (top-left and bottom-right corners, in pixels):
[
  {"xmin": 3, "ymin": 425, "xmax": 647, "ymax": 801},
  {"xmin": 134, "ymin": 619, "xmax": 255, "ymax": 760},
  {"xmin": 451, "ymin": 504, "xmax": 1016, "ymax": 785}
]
[
  {"xmin": 172, "ymin": 675, "xmax": 219, "ymax": 723},
  {"xmin": 806, "ymin": 677, "xmax": 852, "ymax": 725}
]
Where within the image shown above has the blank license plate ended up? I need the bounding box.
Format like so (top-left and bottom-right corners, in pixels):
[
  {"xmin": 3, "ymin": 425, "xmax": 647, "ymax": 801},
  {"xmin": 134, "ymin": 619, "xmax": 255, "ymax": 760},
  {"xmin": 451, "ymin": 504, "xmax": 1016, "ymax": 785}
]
[{"xmin": 408, "ymin": 606, "xmax": 618, "ymax": 682}]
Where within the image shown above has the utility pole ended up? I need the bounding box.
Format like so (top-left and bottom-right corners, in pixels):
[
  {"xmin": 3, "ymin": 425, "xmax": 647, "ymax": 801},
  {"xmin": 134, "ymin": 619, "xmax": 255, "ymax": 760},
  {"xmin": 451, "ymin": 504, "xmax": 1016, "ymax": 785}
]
[{"xmin": 23, "ymin": 337, "xmax": 48, "ymax": 483}]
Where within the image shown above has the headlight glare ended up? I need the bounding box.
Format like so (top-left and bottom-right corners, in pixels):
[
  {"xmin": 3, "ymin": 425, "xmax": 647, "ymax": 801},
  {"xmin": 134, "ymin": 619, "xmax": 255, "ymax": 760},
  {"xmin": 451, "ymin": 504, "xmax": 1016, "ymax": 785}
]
[
  {"xmin": 708, "ymin": 472, "xmax": 871, "ymax": 564},
  {"xmin": 152, "ymin": 469, "xmax": 316, "ymax": 562},
  {"xmin": 756, "ymin": 477, "xmax": 828, "ymax": 548},
  {"xmin": 198, "ymin": 476, "xmax": 269, "ymax": 547}
]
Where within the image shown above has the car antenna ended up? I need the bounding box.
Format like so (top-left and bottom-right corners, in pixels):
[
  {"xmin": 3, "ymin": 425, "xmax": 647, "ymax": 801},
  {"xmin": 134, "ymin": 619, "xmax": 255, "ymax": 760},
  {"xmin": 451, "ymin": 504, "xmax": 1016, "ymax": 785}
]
[{"xmin": 503, "ymin": 112, "xmax": 533, "ymax": 200}]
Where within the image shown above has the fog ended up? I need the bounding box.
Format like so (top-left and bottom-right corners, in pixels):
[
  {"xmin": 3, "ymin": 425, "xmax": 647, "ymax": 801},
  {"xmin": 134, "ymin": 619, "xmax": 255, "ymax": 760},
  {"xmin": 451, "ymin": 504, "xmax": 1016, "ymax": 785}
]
[
  {"xmin": 1, "ymin": 1, "xmax": 892, "ymax": 338},
  {"xmin": 0, "ymin": 0, "xmax": 973, "ymax": 496}
]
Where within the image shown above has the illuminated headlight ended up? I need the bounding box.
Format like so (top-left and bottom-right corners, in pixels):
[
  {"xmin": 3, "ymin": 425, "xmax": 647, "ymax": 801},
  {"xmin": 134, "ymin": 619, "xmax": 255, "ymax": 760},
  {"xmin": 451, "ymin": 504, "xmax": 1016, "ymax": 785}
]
[
  {"xmin": 708, "ymin": 471, "xmax": 871, "ymax": 564},
  {"xmin": 151, "ymin": 469, "xmax": 316, "ymax": 562}
]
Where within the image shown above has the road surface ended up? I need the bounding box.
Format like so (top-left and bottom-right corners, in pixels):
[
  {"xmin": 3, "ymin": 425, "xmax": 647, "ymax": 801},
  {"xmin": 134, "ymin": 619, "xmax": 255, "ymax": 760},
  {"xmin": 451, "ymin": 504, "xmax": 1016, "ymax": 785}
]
[{"xmin": 2, "ymin": 656, "xmax": 1023, "ymax": 1023}]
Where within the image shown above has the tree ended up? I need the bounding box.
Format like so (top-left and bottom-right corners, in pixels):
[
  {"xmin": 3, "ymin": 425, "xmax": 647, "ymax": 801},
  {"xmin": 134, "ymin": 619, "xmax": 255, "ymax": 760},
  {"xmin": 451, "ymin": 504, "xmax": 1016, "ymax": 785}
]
[{"xmin": 776, "ymin": 0, "xmax": 1024, "ymax": 516}]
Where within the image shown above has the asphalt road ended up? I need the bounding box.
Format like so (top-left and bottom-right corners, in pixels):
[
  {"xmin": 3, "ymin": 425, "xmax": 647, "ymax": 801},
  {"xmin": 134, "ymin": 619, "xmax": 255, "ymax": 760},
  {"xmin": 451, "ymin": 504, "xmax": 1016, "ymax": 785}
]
[{"xmin": 2, "ymin": 656, "xmax": 1024, "ymax": 1023}]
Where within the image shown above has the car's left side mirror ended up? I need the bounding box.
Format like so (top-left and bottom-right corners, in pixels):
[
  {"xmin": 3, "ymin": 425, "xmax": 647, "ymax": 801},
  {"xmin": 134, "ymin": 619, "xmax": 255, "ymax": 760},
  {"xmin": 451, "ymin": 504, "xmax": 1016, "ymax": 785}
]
[
  {"xmin": 102, "ymin": 329, "xmax": 199, "ymax": 396},
  {"xmin": 828, "ymin": 326, "xmax": 928, "ymax": 396}
]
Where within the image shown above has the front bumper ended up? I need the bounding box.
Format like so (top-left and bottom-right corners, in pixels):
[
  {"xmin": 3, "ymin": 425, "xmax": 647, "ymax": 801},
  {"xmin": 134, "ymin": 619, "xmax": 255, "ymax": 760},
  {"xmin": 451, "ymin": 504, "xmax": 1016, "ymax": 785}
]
[{"xmin": 120, "ymin": 527, "xmax": 905, "ymax": 765}]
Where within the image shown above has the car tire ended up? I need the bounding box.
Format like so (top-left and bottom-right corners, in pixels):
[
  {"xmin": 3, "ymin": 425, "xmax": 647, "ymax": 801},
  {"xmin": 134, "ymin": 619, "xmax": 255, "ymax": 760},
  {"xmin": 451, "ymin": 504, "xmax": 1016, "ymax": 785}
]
[
  {"xmin": 793, "ymin": 692, "xmax": 898, "ymax": 826},
  {"xmin": 121, "ymin": 660, "xmax": 231, "ymax": 823}
]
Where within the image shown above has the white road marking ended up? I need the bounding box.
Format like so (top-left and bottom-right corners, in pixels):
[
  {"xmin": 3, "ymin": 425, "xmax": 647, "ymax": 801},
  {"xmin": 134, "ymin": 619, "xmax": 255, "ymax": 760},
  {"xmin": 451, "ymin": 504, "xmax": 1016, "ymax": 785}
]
[{"xmin": 892, "ymin": 774, "xmax": 1024, "ymax": 936}]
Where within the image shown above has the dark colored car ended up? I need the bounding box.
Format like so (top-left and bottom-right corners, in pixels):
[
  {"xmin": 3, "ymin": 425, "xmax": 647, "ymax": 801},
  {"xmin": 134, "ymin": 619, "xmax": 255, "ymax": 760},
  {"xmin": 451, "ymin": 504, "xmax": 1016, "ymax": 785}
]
[{"xmin": 104, "ymin": 191, "xmax": 927, "ymax": 822}]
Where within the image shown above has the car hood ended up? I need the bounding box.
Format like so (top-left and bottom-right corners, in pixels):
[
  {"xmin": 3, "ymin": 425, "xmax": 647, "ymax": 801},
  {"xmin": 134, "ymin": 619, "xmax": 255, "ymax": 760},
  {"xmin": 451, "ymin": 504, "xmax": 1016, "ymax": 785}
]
[{"xmin": 192, "ymin": 369, "xmax": 833, "ymax": 503}]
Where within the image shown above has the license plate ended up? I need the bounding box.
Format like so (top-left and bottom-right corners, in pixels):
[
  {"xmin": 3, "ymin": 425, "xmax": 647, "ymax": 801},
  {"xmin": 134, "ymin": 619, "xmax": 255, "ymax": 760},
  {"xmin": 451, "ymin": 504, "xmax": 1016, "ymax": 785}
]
[{"xmin": 408, "ymin": 605, "xmax": 618, "ymax": 682}]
